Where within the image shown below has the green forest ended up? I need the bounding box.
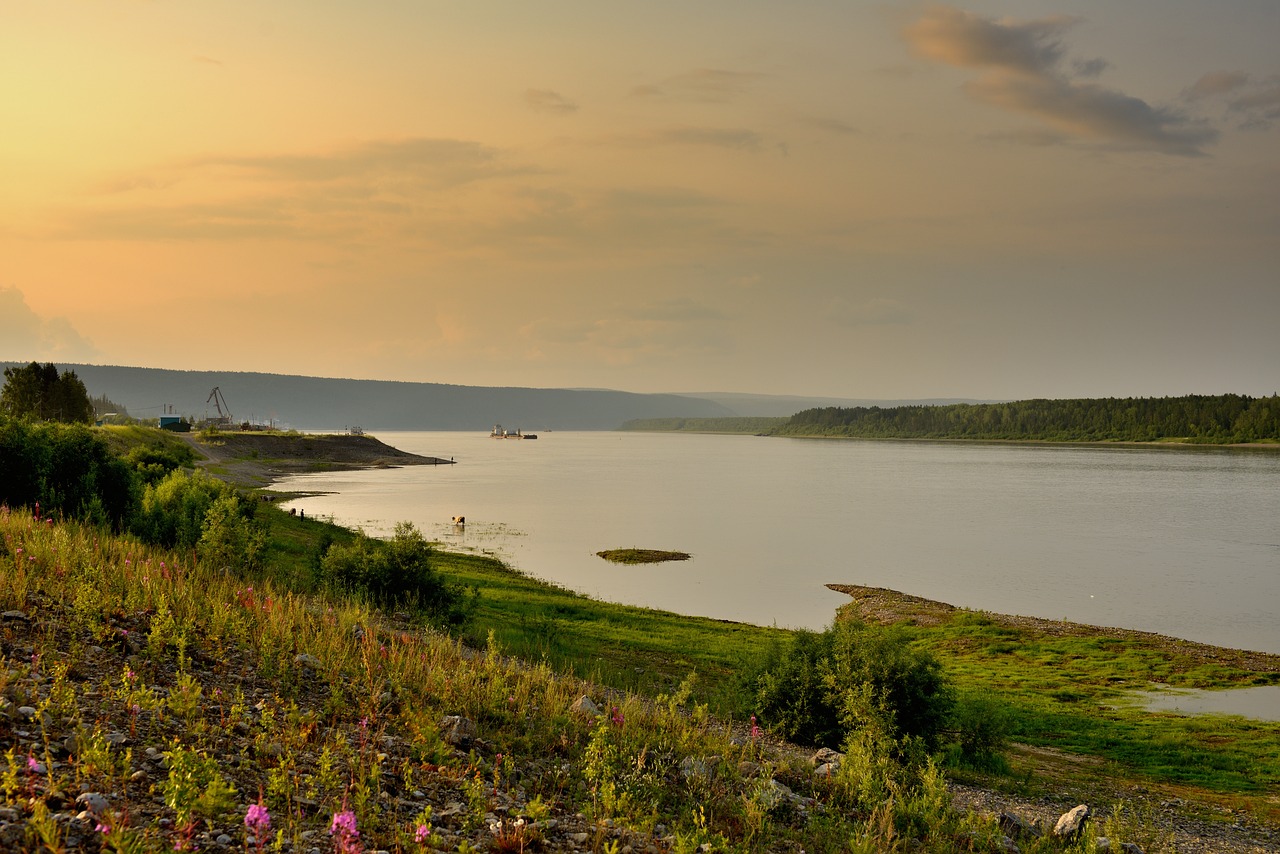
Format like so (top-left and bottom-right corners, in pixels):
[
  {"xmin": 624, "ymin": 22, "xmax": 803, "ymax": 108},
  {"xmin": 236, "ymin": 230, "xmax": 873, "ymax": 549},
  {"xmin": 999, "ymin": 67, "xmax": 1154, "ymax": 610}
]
[{"xmin": 773, "ymin": 394, "xmax": 1280, "ymax": 444}]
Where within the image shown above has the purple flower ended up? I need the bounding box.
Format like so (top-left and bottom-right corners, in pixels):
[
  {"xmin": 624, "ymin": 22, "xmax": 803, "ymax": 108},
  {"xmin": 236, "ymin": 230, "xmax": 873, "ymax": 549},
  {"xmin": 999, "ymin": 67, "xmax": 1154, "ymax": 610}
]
[
  {"xmin": 245, "ymin": 802, "xmax": 271, "ymax": 841},
  {"xmin": 414, "ymin": 823, "xmax": 431, "ymax": 844},
  {"xmin": 329, "ymin": 810, "xmax": 360, "ymax": 851},
  {"xmin": 26, "ymin": 754, "xmax": 39, "ymax": 773},
  {"xmin": 95, "ymin": 821, "xmax": 110, "ymax": 834}
]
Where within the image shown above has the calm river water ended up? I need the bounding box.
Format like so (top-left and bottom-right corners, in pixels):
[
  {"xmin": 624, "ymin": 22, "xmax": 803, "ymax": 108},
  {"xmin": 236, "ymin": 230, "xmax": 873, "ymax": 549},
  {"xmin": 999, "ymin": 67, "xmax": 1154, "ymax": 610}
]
[{"xmin": 278, "ymin": 432, "xmax": 1280, "ymax": 655}]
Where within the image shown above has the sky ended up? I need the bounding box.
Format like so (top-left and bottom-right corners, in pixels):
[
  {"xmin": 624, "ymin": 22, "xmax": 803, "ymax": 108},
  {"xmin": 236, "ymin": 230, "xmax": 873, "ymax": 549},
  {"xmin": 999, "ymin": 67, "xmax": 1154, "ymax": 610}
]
[{"xmin": 2, "ymin": 1, "xmax": 1277, "ymax": 400}]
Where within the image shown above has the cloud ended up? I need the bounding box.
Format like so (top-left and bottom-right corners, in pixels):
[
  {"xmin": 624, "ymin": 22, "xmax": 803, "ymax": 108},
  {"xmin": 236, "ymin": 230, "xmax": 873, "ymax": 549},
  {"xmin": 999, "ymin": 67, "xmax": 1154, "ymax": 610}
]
[
  {"xmin": 191, "ymin": 137, "xmax": 517, "ymax": 188},
  {"xmin": 1229, "ymin": 81, "xmax": 1280, "ymax": 129},
  {"xmin": 59, "ymin": 137, "xmax": 536, "ymax": 242},
  {"xmin": 830, "ymin": 297, "xmax": 914, "ymax": 327},
  {"xmin": 194, "ymin": 55, "xmax": 224, "ymax": 67},
  {"xmin": 597, "ymin": 126, "xmax": 767, "ymax": 152},
  {"xmin": 630, "ymin": 68, "xmax": 765, "ymax": 103},
  {"xmin": 904, "ymin": 5, "xmax": 1218, "ymax": 156},
  {"xmin": 0, "ymin": 286, "xmax": 100, "ymax": 362},
  {"xmin": 1184, "ymin": 71, "xmax": 1248, "ymax": 100},
  {"xmin": 524, "ymin": 88, "xmax": 579, "ymax": 115}
]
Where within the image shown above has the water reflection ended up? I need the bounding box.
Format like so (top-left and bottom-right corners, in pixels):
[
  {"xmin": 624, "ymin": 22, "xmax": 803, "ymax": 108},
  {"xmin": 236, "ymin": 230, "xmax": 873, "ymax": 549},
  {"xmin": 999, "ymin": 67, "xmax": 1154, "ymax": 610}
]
[{"xmin": 1123, "ymin": 685, "xmax": 1280, "ymax": 722}]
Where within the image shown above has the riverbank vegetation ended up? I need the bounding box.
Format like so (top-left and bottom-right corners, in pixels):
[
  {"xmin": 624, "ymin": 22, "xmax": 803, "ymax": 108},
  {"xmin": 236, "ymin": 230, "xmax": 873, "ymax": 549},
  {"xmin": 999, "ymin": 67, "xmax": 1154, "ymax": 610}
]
[
  {"xmin": 2, "ymin": 417, "xmax": 1278, "ymax": 850},
  {"xmin": 619, "ymin": 417, "xmax": 787, "ymax": 434},
  {"xmin": 773, "ymin": 394, "xmax": 1280, "ymax": 444}
]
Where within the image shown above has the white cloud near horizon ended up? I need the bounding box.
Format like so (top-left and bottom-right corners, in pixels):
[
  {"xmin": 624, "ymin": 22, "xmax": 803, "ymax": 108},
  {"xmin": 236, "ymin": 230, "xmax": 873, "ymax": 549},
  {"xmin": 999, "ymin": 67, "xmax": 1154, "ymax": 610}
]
[{"xmin": 0, "ymin": 286, "xmax": 100, "ymax": 362}]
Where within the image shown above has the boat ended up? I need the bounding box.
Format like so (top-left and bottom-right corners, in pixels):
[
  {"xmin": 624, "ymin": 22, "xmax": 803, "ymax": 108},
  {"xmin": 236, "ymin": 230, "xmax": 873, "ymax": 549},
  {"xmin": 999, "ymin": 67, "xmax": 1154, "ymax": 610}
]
[{"xmin": 490, "ymin": 424, "xmax": 536, "ymax": 439}]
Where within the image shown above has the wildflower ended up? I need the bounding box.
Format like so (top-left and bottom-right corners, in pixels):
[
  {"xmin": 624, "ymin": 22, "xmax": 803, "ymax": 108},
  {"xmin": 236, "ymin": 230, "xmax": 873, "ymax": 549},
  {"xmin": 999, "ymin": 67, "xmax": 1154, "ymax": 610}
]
[
  {"xmin": 329, "ymin": 810, "xmax": 360, "ymax": 852},
  {"xmin": 27, "ymin": 754, "xmax": 39, "ymax": 773},
  {"xmin": 414, "ymin": 823, "xmax": 431, "ymax": 844},
  {"xmin": 95, "ymin": 821, "xmax": 110, "ymax": 834},
  {"xmin": 750, "ymin": 714, "xmax": 761, "ymax": 741},
  {"xmin": 245, "ymin": 802, "xmax": 271, "ymax": 846},
  {"xmin": 610, "ymin": 706, "xmax": 625, "ymax": 727}
]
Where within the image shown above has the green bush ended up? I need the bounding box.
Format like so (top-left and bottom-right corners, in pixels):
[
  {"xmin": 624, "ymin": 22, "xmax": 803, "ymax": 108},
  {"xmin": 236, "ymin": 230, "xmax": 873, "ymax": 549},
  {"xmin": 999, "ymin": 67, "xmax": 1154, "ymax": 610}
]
[
  {"xmin": 133, "ymin": 469, "xmax": 239, "ymax": 550},
  {"xmin": 319, "ymin": 521, "xmax": 474, "ymax": 627},
  {"xmin": 0, "ymin": 417, "xmax": 139, "ymax": 529},
  {"xmin": 746, "ymin": 618, "xmax": 953, "ymax": 752}
]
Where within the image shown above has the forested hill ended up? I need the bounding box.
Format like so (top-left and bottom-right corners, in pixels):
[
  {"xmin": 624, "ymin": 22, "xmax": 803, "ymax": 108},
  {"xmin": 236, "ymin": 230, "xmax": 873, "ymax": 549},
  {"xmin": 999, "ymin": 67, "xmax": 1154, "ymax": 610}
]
[
  {"xmin": 773, "ymin": 395, "xmax": 1280, "ymax": 444},
  {"xmin": 1, "ymin": 363, "xmax": 736, "ymax": 431}
]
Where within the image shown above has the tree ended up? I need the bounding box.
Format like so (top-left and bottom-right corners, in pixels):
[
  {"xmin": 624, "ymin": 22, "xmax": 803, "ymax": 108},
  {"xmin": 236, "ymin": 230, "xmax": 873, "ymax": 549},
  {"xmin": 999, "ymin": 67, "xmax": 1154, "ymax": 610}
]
[{"xmin": 1, "ymin": 362, "xmax": 95, "ymax": 423}]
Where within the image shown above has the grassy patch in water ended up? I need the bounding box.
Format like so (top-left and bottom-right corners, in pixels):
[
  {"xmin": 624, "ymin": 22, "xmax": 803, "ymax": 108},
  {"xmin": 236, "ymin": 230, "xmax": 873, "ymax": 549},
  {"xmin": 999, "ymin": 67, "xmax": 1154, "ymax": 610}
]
[{"xmin": 596, "ymin": 548, "xmax": 691, "ymax": 564}]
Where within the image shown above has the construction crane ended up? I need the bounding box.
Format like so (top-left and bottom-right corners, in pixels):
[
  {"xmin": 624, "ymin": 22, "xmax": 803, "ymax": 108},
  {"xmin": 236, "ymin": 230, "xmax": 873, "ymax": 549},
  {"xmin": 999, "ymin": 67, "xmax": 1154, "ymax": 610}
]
[{"xmin": 206, "ymin": 386, "xmax": 232, "ymax": 425}]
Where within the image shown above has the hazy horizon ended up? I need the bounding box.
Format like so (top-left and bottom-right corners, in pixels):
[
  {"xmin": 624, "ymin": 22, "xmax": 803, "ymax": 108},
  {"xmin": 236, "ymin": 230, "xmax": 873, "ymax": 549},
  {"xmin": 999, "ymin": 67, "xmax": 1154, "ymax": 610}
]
[{"xmin": 3, "ymin": 2, "xmax": 1277, "ymax": 401}]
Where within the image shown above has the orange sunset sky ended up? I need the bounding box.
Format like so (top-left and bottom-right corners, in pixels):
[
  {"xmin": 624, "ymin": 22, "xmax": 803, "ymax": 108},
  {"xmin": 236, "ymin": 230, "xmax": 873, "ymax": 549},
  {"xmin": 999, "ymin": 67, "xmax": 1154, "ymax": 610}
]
[{"xmin": 2, "ymin": 2, "xmax": 1277, "ymax": 399}]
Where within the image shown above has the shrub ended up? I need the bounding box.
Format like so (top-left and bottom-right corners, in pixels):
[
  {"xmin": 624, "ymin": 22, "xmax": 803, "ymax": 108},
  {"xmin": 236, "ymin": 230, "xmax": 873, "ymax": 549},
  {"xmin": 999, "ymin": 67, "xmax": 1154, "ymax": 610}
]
[
  {"xmin": 318, "ymin": 522, "xmax": 473, "ymax": 627},
  {"xmin": 746, "ymin": 618, "xmax": 953, "ymax": 752}
]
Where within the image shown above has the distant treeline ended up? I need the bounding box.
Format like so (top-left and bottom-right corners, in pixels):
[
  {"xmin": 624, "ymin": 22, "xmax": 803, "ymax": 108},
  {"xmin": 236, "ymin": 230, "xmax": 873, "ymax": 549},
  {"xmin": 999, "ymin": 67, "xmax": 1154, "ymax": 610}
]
[
  {"xmin": 773, "ymin": 395, "xmax": 1280, "ymax": 444},
  {"xmin": 619, "ymin": 416, "xmax": 788, "ymax": 434}
]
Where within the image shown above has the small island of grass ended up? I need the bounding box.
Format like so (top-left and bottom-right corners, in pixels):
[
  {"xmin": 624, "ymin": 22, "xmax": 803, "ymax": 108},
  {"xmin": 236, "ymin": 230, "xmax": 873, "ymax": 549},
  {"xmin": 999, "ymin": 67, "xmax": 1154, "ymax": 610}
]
[{"xmin": 596, "ymin": 548, "xmax": 691, "ymax": 564}]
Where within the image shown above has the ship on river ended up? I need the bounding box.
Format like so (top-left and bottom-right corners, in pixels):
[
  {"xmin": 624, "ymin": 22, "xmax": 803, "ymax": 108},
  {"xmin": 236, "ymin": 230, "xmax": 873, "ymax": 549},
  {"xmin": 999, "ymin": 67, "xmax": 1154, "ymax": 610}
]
[{"xmin": 490, "ymin": 424, "xmax": 537, "ymax": 439}]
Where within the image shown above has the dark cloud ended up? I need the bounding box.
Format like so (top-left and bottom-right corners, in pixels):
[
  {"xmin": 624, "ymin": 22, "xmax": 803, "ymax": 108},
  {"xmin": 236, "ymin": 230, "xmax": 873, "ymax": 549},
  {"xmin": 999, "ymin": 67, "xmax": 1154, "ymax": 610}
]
[
  {"xmin": 905, "ymin": 5, "xmax": 1218, "ymax": 156},
  {"xmin": 630, "ymin": 68, "xmax": 765, "ymax": 103},
  {"xmin": 1229, "ymin": 81, "xmax": 1280, "ymax": 128},
  {"xmin": 1071, "ymin": 58, "xmax": 1109, "ymax": 79},
  {"xmin": 524, "ymin": 88, "xmax": 579, "ymax": 115},
  {"xmin": 0, "ymin": 286, "xmax": 100, "ymax": 361}
]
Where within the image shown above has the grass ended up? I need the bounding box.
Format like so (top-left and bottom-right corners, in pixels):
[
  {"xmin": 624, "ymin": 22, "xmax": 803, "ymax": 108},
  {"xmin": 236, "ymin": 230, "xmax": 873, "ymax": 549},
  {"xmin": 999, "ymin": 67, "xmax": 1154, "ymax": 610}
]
[
  {"xmin": 595, "ymin": 548, "xmax": 692, "ymax": 564},
  {"xmin": 850, "ymin": 606, "xmax": 1280, "ymax": 819}
]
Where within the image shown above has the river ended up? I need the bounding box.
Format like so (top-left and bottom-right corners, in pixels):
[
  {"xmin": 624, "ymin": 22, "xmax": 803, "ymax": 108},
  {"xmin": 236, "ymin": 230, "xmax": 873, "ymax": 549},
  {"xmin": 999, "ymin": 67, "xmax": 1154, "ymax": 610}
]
[{"xmin": 277, "ymin": 431, "xmax": 1280, "ymax": 655}]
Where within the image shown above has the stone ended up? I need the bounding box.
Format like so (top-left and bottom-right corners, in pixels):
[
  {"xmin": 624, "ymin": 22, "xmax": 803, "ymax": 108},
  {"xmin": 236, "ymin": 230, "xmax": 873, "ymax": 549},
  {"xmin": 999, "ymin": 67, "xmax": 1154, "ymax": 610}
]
[
  {"xmin": 16, "ymin": 706, "xmax": 37, "ymax": 720},
  {"xmin": 439, "ymin": 715, "xmax": 476, "ymax": 747},
  {"xmin": 570, "ymin": 695, "xmax": 601, "ymax": 718},
  {"xmin": 1, "ymin": 611, "xmax": 28, "ymax": 622},
  {"xmin": 997, "ymin": 836, "xmax": 1021, "ymax": 853},
  {"xmin": 811, "ymin": 747, "xmax": 843, "ymax": 768},
  {"xmin": 75, "ymin": 792, "xmax": 110, "ymax": 814},
  {"xmin": 1053, "ymin": 804, "xmax": 1090, "ymax": 840},
  {"xmin": 998, "ymin": 812, "xmax": 1039, "ymax": 839},
  {"xmin": 294, "ymin": 653, "xmax": 322, "ymax": 669},
  {"xmin": 813, "ymin": 763, "xmax": 839, "ymax": 778},
  {"xmin": 216, "ymin": 834, "xmax": 233, "ymax": 845}
]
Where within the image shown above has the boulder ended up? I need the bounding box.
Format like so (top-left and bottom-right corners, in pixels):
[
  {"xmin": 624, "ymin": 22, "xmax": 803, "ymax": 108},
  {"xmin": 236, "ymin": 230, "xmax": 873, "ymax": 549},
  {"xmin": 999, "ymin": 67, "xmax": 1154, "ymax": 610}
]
[
  {"xmin": 439, "ymin": 715, "xmax": 476, "ymax": 747},
  {"xmin": 1053, "ymin": 804, "xmax": 1090, "ymax": 840},
  {"xmin": 570, "ymin": 695, "xmax": 601, "ymax": 719}
]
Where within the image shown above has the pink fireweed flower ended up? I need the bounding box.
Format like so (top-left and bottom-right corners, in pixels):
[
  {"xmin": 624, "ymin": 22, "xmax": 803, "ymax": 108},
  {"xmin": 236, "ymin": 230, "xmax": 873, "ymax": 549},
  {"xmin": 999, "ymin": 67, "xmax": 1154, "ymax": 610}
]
[
  {"xmin": 750, "ymin": 715, "xmax": 761, "ymax": 741},
  {"xmin": 329, "ymin": 810, "xmax": 360, "ymax": 852},
  {"xmin": 610, "ymin": 706, "xmax": 625, "ymax": 727},
  {"xmin": 27, "ymin": 754, "xmax": 39, "ymax": 773},
  {"xmin": 95, "ymin": 821, "xmax": 110, "ymax": 834},
  {"xmin": 245, "ymin": 802, "xmax": 271, "ymax": 844},
  {"xmin": 414, "ymin": 824, "xmax": 431, "ymax": 844}
]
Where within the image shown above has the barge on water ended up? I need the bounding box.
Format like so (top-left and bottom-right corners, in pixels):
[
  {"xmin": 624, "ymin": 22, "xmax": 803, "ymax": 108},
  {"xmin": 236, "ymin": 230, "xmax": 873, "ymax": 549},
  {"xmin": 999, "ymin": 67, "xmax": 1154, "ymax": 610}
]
[{"xmin": 490, "ymin": 424, "xmax": 537, "ymax": 439}]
